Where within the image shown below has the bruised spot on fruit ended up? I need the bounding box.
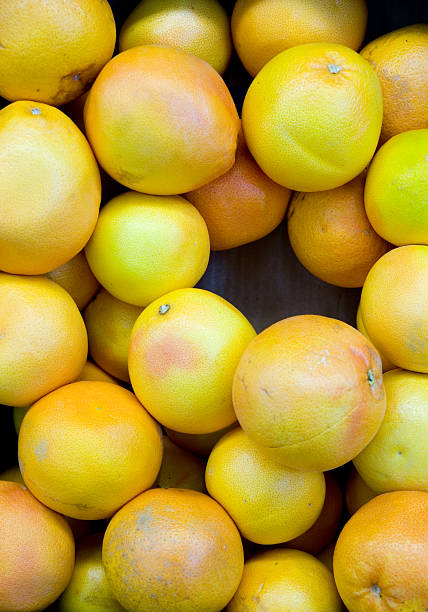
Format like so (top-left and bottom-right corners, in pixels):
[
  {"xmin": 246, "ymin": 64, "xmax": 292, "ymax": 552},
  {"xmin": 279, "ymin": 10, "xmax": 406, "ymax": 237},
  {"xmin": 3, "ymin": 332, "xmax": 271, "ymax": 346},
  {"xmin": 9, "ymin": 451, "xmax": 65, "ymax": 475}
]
[
  {"xmin": 406, "ymin": 333, "xmax": 427, "ymax": 353},
  {"xmin": 136, "ymin": 507, "xmax": 153, "ymax": 530},
  {"xmin": 144, "ymin": 334, "xmax": 202, "ymax": 378},
  {"xmin": 34, "ymin": 439, "xmax": 49, "ymax": 462},
  {"xmin": 54, "ymin": 63, "xmax": 96, "ymax": 103}
]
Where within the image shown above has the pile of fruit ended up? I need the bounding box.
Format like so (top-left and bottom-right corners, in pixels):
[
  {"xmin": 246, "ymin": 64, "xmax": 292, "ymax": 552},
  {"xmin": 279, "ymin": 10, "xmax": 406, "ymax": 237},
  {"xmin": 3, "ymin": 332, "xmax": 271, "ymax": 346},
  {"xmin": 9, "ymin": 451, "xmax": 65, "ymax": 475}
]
[{"xmin": 0, "ymin": 0, "xmax": 427, "ymax": 610}]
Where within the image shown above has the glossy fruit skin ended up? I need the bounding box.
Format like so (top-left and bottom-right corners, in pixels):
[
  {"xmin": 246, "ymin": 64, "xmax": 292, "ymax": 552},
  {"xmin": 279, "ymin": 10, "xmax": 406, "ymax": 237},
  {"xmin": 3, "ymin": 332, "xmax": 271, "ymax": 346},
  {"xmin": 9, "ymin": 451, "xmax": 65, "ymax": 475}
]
[
  {"xmin": 186, "ymin": 131, "xmax": 291, "ymax": 250},
  {"xmin": 231, "ymin": 0, "xmax": 368, "ymax": 76},
  {"xmin": 129, "ymin": 288, "xmax": 256, "ymax": 434},
  {"xmin": 333, "ymin": 491, "xmax": 428, "ymax": 611},
  {"xmin": 360, "ymin": 245, "xmax": 428, "ymax": 374},
  {"xmin": 206, "ymin": 427, "xmax": 326, "ymax": 545},
  {"xmin": 59, "ymin": 533, "xmax": 125, "ymax": 612},
  {"xmin": 0, "ymin": 481, "xmax": 75, "ymax": 612},
  {"xmin": 0, "ymin": 273, "xmax": 88, "ymax": 407},
  {"xmin": 119, "ymin": 0, "xmax": 232, "ymax": 75},
  {"xmin": 361, "ymin": 24, "xmax": 428, "ymax": 144},
  {"xmin": 0, "ymin": 101, "xmax": 101, "ymax": 275},
  {"xmin": 356, "ymin": 304, "xmax": 395, "ymax": 372},
  {"xmin": 84, "ymin": 289, "xmax": 143, "ymax": 382},
  {"xmin": 102, "ymin": 488, "xmax": 244, "ymax": 612},
  {"xmin": 0, "ymin": 0, "xmax": 115, "ymax": 105},
  {"xmin": 165, "ymin": 423, "xmax": 236, "ymax": 457},
  {"xmin": 227, "ymin": 548, "xmax": 343, "ymax": 612},
  {"xmin": 76, "ymin": 361, "xmax": 119, "ymax": 385},
  {"xmin": 18, "ymin": 381, "xmax": 163, "ymax": 520},
  {"xmin": 242, "ymin": 42, "xmax": 383, "ymax": 192},
  {"xmin": 353, "ymin": 368, "xmax": 428, "ymax": 493},
  {"xmin": 84, "ymin": 45, "xmax": 240, "ymax": 195},
  {"xmin": 345, "ymin": 467, "xmax": 377, "ymax": 515},
  {"xmin": 156, "ymin": 436, "xmax": 206, "ymax": 492},
  {"xmin": 85, "ymin": 191, "xmax": 210, "ymax": 307},
  {"xmin": 233, "ymin": 314, "xmax": 386, "ymax": 472},
  {"xmin": 46, "ymin": 252, "xmax": 99, "ymax": 311},
  {"xmin": 286, "ymin": 472, "xmax": 343, "ymax": 555},
  {"xmin": 364, "ymin": 129, "xmax": 428, "ymax": 246},
  {"xmin": 288, "ymin": 172, "xmax": 389, "ymax": 288}
]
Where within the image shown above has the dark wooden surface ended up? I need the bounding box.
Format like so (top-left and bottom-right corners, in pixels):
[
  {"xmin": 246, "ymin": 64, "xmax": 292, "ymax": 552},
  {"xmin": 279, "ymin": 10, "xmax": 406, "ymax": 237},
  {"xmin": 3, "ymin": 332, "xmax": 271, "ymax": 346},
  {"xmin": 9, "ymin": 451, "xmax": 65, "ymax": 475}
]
[{"xmin": 0, "ymin": 2, "xmax": 427, "ymax": 608}]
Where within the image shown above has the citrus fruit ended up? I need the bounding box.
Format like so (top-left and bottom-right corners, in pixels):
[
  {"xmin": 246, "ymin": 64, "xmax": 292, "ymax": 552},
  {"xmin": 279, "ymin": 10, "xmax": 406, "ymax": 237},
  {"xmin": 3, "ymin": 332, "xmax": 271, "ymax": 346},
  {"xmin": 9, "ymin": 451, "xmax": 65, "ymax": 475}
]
[
  {"xmin": 0, "ymin": 464, "xmax": 91, "ymax": 541},
  {"xmin": 128, "ymin": 288, "xmax": 256, "ymax": 434},
  {"xmin": 287, "ymin": 172, "xmax": 389, "ymax": 287},
  {"xmin": 232, "ymin": 0, "xmax": 368, "ymax": 76},
  {"xmin": 0, "ymin": 274, "xmax": 87, "ymax": 407},
  {"xmin": 76, "ymin": 361, "xmax": 119, "ymax": 385},
  {"xmin": 286, "ymin": 472, "xmax": 343, "ymax": 555},
  {"xmin": 0, "ymin": 101, "xmax": 101, "ymax": 275},
  {"xmin": 241, "ymin": 42, "xmax": 383, "ymax": 192},
  {"xmin": 13, "ymin": 406, "xmax": 29, "ymax": 434},
  {"xmin": 185, "ymin": 129, "xmax": 291, "ymax": 250},
  {"xmin": 317, "ymin": 541, "xmax": 336, "ymax": 573},
  {"xmin": 361, "ymin": 23, "xmax": 428, "ymax": 144},
  {"xmin": 356, "ymin": 303, "xmax": 395, "ymax": 372},
  {"xmin": 84, "ymin": 44, "xmax": 240, "ymax": 194},
  {"xmin": 206, "ymin": 427, "xmax": 325, "ymax": 545},
  {"xmin": 59, "ymin": 533, "xmax": 125, "ymax": 612},
  {"xmin": 345, "ymin": 467, "xmax": 377, "ymax": 515},
  {"xmin": 18, "ymin": 381, "xmax": 163, "ymax": 520},
  {"xmin": 0, "ymin": 465, "xmax": 24, "ymax": 485},
  {"xmin": 364, "ymin": 129, "xmax": 428, "ymax": 246},
  {"xmin": 85, "ymin": 191, "xmax": 210, "ymax": 307},
  {"xmin": 102, "ymin": 488, "xmax": 244, "ymax": 612},
  {"xmin": 233, "ymin": 314, "xmax": 386, "ymax": 472},
  {"xmin": 359, "ymin": 245, "xmax": 428, "ymax": 373},
  {"xmin": 119, "ymin": 0, "xmax": 232, "ymax": 74},
  {"xmin": 46, "ymin": 252, "xmax": 99, "ymax": 311},
  {"xmin": 333, "ymin": 491, "xmax": 428, "ymax": 611},
  {"xmin": 0, "ymin": 481, "xmax": 75, "ymax": 612},
  {"xmin": 0, "ymin": 0, "xmax": 115, "ymax": 105},
  {"xmin": 13, "ymin": 361, "xmax": 118, "ymax": 434},
  {"xmin": 156, "ymin": 436, "xmax": 206, "ymax": 492},
  {"xmin": 84, "ymin": 288, "xmax": 143, "ymax": 381},
  {"xmin": 227, "ymin": 548, "xmax": 343, "ymax": 612},
  {"xmin": 165, "ymin": 423, "xmax": 236, "ymax": 457},
  {"xmin": 353, "ymin": 368, "xmax": 428, "ymax": 493}
]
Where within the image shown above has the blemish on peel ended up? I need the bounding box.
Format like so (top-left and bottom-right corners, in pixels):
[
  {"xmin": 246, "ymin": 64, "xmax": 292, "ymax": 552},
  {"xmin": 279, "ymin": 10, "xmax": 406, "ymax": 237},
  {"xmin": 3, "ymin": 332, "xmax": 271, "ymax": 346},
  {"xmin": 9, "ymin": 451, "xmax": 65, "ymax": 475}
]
[
  {"xmin": 73, "ymin": 73, "xmax": 80, "ymax": 81},
  {"xmin": 31, "ymin": 108, "xmax": 41, "ymax": 115},
  {"xmin": 34, "ymin": 439, "xmax": 49, "ymax": 462}
]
